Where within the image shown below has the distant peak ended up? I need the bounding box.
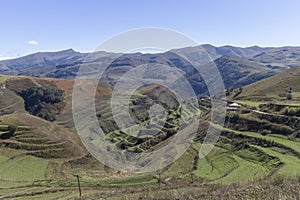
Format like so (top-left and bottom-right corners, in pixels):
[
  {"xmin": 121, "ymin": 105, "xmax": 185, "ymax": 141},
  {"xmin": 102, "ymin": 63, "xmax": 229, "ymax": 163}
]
[
  {"xmin": 201, "ymin": 44, "xmax": 215, "ymax": 48},
  {"xmin": 221, "ymin": 45, "xmax": 234, "ymax": 48},
  {"xmin": 249, "ymin": 45, "xmax": 261, "ymax": 48},
  {"xmin": 59, "ymin": 48, "xmax": 76, "ymax": 53},
  {"xmin": 34, "ymin": 48, "xmax": 77, "ymax": 55}
]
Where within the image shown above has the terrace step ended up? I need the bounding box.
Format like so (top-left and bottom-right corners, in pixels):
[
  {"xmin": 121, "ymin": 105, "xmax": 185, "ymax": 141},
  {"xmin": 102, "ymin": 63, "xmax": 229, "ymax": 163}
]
[
  {"xmin": 26, "ymin": 148, "xmax": 69, "ymax": 158},
  {"xmin": 13, "ymin": 131, "xmax": 34, "ymax": 137},
  {"xmin": 0, "ymin": 140, "xmax": 66, "ymax": 151},
  {"xmin": 15, "ymin": 138, "xmax": 52, "ymax": 144}
]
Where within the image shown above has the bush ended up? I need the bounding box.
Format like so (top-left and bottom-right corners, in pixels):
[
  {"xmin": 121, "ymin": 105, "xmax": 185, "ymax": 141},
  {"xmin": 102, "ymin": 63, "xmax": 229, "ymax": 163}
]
[
  {"xmin": 261, "ymin": 129, "xmax": 271, "ymax": 136},
  {"xmin": 239, "ymin": 109, "xmax": 251, "ymax": 114},
  {"xmin": 282, "ymin": 107, "xmax": 300, "ymax": 117},
  {"xmin": 8, "ymin": 125, "xmax": 17, "ymax": 134}
]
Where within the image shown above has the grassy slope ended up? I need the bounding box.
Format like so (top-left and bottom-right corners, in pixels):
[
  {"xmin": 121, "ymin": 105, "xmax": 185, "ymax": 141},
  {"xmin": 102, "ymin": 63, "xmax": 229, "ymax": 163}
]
[
  {"xmin": 0, "ymin": 155, "xmax": 48, "ymax": 181},
  {"xmin": 0, "ymin": 75, "xmax": 93, "ymax": 192},
  {"xmin": 232, "ymin": 66, "xmax": 300, "ymax": 101},
  {"xmin": 193, "ymin": 145, "xmax": 270, "ymax": 184},
  {"xmin": 255, "ymin": 146, "xmax": 300, "ymax": 176}
]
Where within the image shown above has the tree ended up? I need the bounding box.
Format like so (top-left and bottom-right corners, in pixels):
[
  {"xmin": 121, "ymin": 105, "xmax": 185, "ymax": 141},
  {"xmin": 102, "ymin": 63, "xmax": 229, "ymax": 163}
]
[
  {"xmin": 239, "ymin": 86, "xmax": 243, "ymax": 92},
  {"xmin": 286, "ymin": 87, "xmax": 293, "ymax": 100},
  {"xmin": 226, "ymin": 89, "xmax": 231, "ymax": 96},
  {"xmin": 8, "ymin": 125, "xmax": 17, "ymax": 134}
]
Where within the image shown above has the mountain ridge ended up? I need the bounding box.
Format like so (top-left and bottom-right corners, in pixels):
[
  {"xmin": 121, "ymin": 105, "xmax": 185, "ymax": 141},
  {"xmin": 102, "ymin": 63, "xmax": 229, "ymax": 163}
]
[{"xmin": 1, "ymin": 44, "xmax": 300, "ymax": 95}]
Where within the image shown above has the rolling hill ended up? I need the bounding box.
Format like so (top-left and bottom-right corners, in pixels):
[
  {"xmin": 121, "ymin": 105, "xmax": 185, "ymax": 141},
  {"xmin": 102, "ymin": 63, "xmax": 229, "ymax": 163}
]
[{"xmin": 232, "ymin": 66, "xmax": 300, "ymax": 101}]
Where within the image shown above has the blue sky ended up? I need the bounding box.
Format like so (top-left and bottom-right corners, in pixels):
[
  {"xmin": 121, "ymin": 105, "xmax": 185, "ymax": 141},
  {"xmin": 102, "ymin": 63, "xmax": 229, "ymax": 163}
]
[{"xmin": 1, "ymin": 0, "xmax": 300, "ymax": 59}]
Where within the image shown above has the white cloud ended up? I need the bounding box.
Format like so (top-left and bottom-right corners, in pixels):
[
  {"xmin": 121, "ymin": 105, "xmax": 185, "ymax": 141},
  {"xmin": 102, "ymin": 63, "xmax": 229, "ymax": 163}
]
[{"xmin": 28, "ymin": 40, "xmax": 39, "ymax": 45}]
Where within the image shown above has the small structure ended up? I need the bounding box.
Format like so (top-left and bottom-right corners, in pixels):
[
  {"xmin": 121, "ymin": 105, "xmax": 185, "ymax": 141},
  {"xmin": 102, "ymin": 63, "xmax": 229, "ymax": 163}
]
[
  {"xmin": 73, "ymin": 174, "xmax": 82, "ymax": 197},
  {"xmin": 226, "ymin": 102, "xmax": 241, "ymax": 111},
  {"xmin": 0, "ymin": 84, "xmax": 5, "ymax": 95},
  {"xmin": 0, "ymin": 84, "xmax": 5, "ymax": 90}
]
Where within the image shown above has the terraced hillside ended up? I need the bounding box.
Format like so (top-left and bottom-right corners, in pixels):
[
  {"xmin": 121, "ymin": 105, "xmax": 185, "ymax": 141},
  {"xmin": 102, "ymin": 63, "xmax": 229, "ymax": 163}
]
[{"xmin": 0, "ymin": 74, "xmax": 299, "ymax": 199}]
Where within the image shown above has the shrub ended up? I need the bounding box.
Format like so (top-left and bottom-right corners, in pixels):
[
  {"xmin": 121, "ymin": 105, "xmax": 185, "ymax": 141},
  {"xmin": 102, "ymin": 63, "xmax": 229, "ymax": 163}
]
[
  {"xmin": 261, "ymin": 129, "xmax": 271, "ymax": 136},
  {"xmin": 17, "ymin": 86, "xmax": 64, "ymax": 121},
  {"xmin": 8, "ymin": 125, "xmax": 17, "ymax": 134}
]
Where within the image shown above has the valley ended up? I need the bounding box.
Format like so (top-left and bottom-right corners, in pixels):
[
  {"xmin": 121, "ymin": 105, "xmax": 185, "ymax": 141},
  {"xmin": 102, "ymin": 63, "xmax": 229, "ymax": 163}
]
[{"xmin": 0, "ymin": 61, "xmax": 299, "ymax": 199}]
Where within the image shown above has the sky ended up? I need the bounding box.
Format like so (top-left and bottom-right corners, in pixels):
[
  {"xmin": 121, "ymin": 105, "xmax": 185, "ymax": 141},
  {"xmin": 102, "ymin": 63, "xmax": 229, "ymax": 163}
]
[{"xmin": 1, "ymin": 0, "xmax": 300, "ymax": 60}]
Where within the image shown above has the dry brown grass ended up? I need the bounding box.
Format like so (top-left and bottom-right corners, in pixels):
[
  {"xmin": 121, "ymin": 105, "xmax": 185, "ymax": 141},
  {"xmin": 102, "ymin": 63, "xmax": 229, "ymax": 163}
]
[
  {"xmin": 62, "ymin": 176, "xmax": 300, "ymax": 200},
  {"xmin": 235, "ymin": 66, "xmax": 300, "ymax": 101}
]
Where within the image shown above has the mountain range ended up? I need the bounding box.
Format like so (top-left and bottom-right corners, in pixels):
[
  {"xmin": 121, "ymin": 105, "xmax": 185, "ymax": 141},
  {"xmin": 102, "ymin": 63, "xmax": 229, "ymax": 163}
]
[{"xmin": 1, "ymin": 45, "xmax": 300, "ymax": 95}]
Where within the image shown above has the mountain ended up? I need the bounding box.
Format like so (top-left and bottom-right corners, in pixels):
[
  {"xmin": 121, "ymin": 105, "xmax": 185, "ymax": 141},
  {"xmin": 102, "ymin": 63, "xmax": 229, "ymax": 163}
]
[
  {"xmin": 189, "ymin": 44, "xmax": 268, "ymax": 59},
  {"xmin": 1, "ymin": 45, "xmax": 300, "ymax": 95},
  {"xmin": 201, "ymin": 44, "xmax": 300, "ymax": 66},
  {"xmin": 0, "ymin": 49, "xmax": 85, "ymax": 72}
]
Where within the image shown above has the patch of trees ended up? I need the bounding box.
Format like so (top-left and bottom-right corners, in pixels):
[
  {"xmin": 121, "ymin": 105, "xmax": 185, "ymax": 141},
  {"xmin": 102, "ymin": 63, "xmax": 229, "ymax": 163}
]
[
  {"xmin": 253, "ymin": 112, "xmax": 300, "ymax": 129},
  {"xmin": 18, "ymin": 86, "xmax": 64, "ymax": 121},
  {"xmin": 260, "ymin": 103, "xmax": 300, "ymax": 117},
  {"xmin": 282, "ymin": 107, "xmax": 300, "ymax": 117}
]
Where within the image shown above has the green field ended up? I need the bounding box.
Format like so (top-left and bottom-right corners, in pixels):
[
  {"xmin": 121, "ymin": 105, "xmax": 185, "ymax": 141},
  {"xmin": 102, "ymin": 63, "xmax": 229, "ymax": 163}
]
[
  {"xmin": 0, "ymin": 155, "xmax": 48, "ymax": 182},
  {"xmin": 255, "ymin": 146, "xmax": 300, "ymax": 176},
  {"xmin": 234, "ymin": 100, "xmax": 265, "ymax": 107}
]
